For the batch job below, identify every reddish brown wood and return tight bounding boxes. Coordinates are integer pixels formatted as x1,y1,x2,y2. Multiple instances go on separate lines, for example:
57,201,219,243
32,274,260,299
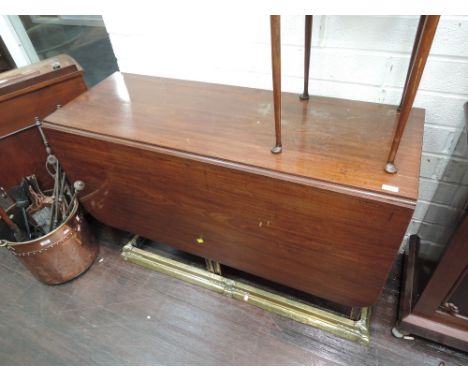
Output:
0,75,86,138
386,16,439,173
44,126,413,307
300,15,313,101
42,73,424,202
0,127,52,190
42,73,424,307
399,312,468,352
413,215,468,318
446,268,468,317
269,16,436,171
397,214,468,352
270,15,282,154
0,55,87,136
0,55,87,189
398,16,427,112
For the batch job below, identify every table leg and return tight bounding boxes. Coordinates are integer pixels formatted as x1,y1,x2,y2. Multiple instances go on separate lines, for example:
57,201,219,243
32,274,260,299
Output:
270,15,282,154
300,15,313,101
385,16,439,174
349,306,362,321
398,16,427,112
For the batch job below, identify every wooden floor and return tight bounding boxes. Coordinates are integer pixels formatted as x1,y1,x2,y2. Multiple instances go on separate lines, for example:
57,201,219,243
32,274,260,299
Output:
0,222,467,365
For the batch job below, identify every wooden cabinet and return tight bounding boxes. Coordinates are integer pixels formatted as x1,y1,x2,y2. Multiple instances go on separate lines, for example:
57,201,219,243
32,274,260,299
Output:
42,72,425,309
446,270,468,318
0,55,87,189
397,211,468,352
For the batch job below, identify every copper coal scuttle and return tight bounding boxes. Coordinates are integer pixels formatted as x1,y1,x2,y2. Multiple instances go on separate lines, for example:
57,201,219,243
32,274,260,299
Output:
0,124,98,284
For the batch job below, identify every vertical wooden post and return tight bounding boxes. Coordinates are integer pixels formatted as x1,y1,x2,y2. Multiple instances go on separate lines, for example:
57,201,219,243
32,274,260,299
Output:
270,15,282,154
385,16,439,174
349,307,362,321
398,16,427,112
300,15,313,101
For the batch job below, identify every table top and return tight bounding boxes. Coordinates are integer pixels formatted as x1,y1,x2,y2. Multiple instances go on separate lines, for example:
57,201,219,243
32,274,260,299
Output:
0,54,82,101
44,72,424,205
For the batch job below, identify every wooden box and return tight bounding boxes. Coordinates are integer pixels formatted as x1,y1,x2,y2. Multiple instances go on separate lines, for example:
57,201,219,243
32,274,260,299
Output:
0,55,87,189
43,72,424,308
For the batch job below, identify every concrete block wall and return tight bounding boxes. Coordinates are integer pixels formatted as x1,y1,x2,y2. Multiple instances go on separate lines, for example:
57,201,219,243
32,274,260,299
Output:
103,15,468,259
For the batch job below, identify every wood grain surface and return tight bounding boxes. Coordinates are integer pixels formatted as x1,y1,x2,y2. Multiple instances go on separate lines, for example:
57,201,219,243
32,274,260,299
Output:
0,55,86,189
0,54,86,136
43,126,414,306
42,73,424,307
387,16,439,167
44,72,424,202
0,126,53,190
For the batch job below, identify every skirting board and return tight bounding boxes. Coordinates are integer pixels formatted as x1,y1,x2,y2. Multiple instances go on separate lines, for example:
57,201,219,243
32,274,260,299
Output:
121,236,371,345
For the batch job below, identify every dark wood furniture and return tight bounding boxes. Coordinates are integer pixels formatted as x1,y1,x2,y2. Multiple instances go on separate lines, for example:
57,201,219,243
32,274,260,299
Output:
269,15,439,174
42,72,424,309
397,213,468,352
0,55,87,189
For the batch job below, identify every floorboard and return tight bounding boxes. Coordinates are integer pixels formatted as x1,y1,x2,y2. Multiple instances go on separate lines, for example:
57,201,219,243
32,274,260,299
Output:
0,221,467,365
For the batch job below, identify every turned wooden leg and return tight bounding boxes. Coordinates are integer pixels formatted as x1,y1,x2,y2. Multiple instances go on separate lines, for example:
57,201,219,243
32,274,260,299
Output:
385,16,439,174
270,15,282,154
300,15,313,101
398,16,427,112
